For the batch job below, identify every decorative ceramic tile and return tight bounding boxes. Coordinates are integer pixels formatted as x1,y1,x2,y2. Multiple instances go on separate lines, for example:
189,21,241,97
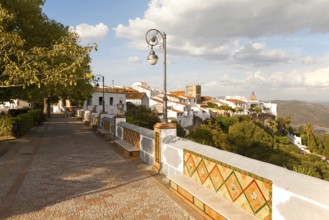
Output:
234,193,254,214
203,177,216,192
255,179,271,201
256,204,271,220
185,154,197,177
217,183,232,202
177,186,194,203
235,171,254,189
203,158,216,173
183,149,272,220
244,180,267,213
196,160,209,184
123,128,140,148
209,165,224,191
194,197,205,211
224,172,243,202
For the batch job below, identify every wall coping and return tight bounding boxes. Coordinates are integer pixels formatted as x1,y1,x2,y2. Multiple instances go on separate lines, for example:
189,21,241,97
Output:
163,135,329,208
117,121,154,139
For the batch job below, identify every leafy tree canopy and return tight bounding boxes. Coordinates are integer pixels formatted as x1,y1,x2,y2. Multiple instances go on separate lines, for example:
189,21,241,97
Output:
0,2,96,90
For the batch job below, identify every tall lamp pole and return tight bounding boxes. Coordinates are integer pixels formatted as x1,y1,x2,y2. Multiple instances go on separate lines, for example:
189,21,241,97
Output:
145,29,167,123
95,74,105,113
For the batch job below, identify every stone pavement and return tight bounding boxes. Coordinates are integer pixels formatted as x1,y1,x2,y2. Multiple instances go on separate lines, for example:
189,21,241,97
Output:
0,117,205,220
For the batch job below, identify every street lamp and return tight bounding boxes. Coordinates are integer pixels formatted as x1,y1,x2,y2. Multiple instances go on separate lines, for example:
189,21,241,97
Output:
95,74,105,113
145,29,167,123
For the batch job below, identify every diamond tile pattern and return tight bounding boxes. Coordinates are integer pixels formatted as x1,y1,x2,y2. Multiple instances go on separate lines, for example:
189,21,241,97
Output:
184,150,272,220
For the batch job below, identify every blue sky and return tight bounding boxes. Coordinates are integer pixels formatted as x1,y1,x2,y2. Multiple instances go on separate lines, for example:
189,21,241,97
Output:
42,0,329,102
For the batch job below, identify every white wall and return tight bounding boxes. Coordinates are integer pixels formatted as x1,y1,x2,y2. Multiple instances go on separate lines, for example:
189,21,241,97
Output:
84,91,126,115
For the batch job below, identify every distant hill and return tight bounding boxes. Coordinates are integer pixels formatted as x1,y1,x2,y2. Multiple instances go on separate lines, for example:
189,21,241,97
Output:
272,100,329,129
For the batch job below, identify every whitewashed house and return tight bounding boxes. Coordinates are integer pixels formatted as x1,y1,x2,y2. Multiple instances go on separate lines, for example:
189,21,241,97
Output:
126,92,149,107
83,87,126,115
131,82,159,98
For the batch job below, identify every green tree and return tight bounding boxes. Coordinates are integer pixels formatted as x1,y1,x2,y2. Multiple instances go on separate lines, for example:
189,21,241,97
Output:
188,125,214,146
125,102,161,129
305,124,313,147
228,121,274,155
0,2,95,113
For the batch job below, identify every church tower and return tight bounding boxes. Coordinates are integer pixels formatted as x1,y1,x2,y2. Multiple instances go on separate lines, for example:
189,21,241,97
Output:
250,91,257,101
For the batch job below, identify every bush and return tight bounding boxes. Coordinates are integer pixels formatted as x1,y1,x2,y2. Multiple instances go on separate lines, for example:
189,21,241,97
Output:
7,107,30,117
0,116,14,137
0,109,44,138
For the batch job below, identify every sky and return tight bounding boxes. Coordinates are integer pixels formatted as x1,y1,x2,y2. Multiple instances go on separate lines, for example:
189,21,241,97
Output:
42,0,329,102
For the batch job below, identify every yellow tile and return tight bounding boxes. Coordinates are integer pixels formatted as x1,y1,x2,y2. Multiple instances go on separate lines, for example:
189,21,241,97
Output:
170,181,178,191
255,204,270,220
191,170,202,184
191,154,202,167
218,164,233,180
193,197,205,211
209,165,224,191
256,179,272,201
235,171,254,189
203,158,216,173
184,151,191,163
234,193,254,214
203,177,216,192
217,184,232,202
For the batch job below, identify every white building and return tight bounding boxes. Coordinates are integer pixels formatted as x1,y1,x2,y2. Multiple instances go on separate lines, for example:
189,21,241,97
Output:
126,92,149,107
0,99,31,114
84,87,126,115
131,82,159,98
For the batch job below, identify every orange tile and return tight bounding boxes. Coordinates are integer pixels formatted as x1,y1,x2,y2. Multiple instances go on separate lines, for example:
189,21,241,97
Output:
209,165,224,192
196,161,209,184
177,186,194,203
205,205,227,220
244,181,267,213
235,171,254,189
224,172,243,202
256,179,272,201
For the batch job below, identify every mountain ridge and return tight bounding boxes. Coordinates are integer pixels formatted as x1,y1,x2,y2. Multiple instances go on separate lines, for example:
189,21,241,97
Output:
272,100,329,129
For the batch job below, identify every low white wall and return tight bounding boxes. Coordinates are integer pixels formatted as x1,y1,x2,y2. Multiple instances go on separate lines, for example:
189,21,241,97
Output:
111,122,329,219
117,122,155,165
161,136,329,220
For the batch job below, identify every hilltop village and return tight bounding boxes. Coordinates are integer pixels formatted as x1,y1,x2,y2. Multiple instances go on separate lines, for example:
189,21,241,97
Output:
79,81,278,130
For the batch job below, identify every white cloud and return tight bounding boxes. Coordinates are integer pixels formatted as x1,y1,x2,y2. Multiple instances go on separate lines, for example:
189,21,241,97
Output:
304,67,329,87
128,56,142,63
114,0,328,65
201,67,329,100
70,23,109,42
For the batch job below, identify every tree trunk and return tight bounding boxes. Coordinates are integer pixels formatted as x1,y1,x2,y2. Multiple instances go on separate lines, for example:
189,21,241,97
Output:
43,97,51,118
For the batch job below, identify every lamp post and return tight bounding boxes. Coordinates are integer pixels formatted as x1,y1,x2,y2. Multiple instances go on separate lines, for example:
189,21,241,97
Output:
145,29,167,123
95,74,105,113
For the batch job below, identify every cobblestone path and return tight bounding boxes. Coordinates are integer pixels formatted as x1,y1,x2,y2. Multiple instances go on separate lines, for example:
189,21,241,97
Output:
0,117,203,220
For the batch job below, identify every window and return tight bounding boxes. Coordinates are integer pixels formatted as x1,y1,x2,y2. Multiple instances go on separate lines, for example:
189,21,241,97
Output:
109,97,114,105
87,99,92,106
99,97,103,105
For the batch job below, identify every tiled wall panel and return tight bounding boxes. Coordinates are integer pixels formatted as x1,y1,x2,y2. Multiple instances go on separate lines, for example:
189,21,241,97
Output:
184,149,272,220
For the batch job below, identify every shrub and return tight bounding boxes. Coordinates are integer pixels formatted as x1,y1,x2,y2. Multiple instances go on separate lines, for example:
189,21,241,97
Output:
0,116,14,137
7,107,30,117
0,109,44,138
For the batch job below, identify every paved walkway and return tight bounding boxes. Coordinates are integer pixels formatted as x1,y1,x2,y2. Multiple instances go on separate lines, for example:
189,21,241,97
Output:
0,117,204,220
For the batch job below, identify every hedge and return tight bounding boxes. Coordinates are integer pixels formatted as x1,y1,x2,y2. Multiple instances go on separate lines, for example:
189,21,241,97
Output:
0,109,45,138
0,116,13,137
